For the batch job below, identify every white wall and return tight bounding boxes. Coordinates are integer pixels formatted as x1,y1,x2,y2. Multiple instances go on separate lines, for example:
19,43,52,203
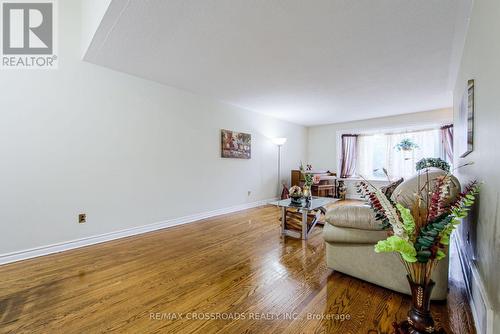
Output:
0,0,307,256
453,0,500,332
81,0,112,54
307,108,452,172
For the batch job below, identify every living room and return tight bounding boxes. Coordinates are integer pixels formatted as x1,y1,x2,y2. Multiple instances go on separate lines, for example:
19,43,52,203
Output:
0,0,499,333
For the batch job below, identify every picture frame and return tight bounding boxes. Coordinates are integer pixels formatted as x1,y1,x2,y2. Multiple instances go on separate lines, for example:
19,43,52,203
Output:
220,129,251,159
458,79,475,158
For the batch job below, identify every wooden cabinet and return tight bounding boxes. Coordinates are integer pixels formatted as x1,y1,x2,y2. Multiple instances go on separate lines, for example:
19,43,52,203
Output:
291,170,302,187
290,170,337,197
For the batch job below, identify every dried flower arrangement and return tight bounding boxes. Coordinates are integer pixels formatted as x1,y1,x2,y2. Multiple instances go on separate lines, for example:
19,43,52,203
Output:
357,169,480,333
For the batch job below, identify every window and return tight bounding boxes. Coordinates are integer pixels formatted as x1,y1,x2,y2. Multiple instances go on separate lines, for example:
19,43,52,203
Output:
354,128,444,180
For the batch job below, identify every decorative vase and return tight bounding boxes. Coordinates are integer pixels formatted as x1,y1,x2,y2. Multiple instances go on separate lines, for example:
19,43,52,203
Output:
337,180,346,200
303,186,311,202
290,196,302,205
393,276,446,334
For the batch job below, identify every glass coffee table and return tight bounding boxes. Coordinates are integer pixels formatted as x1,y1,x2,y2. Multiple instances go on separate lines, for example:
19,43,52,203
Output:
270,197,337,240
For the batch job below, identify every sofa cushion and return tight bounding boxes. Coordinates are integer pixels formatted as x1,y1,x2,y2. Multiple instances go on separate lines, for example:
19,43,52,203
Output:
323,223,388,244
324,242,449,300
391,167,460,208
325,204,383,231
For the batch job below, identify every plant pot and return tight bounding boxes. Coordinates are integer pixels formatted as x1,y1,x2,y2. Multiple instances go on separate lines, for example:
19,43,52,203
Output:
393,276,445,334
290,196,303,205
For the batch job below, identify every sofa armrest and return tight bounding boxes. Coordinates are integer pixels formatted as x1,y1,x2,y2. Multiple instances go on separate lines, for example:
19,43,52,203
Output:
325,204,383,231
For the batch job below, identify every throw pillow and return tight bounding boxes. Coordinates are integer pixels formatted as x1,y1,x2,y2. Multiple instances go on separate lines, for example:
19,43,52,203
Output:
380,178,404,199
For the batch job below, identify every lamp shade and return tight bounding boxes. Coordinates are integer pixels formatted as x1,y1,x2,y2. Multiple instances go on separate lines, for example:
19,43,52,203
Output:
272,137,287,146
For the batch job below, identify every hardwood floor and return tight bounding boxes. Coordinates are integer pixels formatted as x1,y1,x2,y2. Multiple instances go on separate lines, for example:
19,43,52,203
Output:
0,203,475,333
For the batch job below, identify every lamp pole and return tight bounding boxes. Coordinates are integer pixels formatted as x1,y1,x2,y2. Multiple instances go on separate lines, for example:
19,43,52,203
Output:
272,138,287,198
277,144,282,197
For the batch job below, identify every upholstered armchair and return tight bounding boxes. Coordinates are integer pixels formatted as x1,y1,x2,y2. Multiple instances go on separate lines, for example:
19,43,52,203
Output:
323,168,460,300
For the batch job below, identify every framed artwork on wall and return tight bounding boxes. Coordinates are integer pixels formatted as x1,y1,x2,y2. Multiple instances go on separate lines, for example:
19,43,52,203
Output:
458,79,475,158
221,129,251,159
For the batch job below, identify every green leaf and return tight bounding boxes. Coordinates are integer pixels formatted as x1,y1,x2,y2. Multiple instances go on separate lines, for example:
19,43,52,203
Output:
424,230,438,236
417,250,432,263
375,236,417,262
396,203,415,235
436,250,446,260
439,225,455,246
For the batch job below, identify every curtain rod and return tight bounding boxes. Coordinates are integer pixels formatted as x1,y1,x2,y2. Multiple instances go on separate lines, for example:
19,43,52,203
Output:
357,124,452,137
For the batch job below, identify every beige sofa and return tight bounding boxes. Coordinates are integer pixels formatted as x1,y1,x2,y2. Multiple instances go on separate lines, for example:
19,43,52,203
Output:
323,168,460,300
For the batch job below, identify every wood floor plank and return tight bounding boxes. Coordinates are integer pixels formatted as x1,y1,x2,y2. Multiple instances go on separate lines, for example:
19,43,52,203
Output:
0,202,475,333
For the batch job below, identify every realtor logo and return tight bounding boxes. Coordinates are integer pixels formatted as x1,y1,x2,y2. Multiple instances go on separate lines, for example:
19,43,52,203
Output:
1,0,57,68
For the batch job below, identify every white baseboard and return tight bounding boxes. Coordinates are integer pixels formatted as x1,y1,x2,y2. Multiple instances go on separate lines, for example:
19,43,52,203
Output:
0,198,277,266
454,237,494,334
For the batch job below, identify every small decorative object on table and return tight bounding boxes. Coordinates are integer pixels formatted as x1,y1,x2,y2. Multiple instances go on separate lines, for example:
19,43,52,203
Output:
302,185,311,202
281,183,290,200
416,158,450,173
289,185,303,205
357,170,480,334
337,180,347,200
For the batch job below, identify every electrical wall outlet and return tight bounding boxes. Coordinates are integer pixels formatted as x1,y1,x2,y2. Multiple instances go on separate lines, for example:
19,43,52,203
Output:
78,213,86,224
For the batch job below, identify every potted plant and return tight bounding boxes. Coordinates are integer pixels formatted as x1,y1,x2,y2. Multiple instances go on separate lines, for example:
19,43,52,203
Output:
416,158,450,173
299,162,320,201
357,171,480,334
395,138,419,151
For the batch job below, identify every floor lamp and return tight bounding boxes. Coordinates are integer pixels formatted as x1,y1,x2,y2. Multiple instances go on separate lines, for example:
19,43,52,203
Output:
272,138,287,197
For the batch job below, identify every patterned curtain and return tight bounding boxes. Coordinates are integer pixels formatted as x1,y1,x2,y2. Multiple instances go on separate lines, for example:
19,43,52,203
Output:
340,134,358,178
441,124,453,163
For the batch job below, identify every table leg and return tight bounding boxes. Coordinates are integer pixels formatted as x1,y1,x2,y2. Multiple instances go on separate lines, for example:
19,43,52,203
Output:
302,210,308,239
281,206,286,235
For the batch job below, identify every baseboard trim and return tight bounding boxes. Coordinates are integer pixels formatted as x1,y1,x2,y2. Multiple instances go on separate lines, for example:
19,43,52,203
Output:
454,236,494,334
0,198,277,266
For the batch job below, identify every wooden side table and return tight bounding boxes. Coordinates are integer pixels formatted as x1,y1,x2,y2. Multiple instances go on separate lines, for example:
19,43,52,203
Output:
270,197,337,240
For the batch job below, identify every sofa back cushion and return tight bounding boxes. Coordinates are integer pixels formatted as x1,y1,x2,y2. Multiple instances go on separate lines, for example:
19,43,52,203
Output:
390,167,460,208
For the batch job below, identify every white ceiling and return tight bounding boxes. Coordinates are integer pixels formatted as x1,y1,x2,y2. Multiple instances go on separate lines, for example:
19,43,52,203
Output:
85,0,471,126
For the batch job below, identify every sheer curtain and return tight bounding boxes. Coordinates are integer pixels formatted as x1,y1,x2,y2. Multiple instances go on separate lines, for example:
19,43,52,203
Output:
356,129,442,180
357,135,384,178
386,129,441,179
